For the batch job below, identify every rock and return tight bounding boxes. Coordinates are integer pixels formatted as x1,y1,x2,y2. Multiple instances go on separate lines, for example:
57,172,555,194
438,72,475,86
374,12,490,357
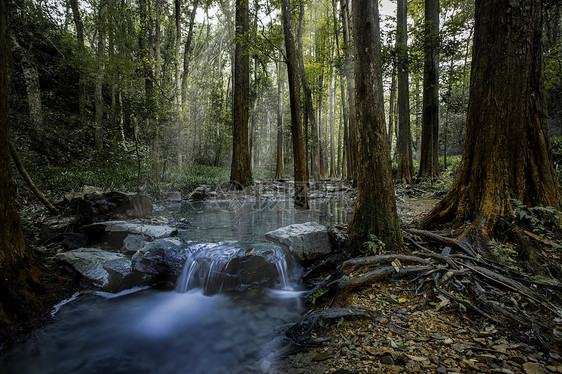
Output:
165,191,182,202
83,221,178,249
177,243,293,293
132,238,188,276
436,366,447,374
76,191,153,224
327,226,349,249
40,216,76,242
64,186,104,205
264,222,332,261
381,354,395,365
56,248,143,291
122,234,148,254
522,362,548,374
62,233,88,251
189,185,211,201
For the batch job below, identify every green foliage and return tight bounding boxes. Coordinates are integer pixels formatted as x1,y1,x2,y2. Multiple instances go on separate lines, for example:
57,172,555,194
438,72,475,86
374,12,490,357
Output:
511,199,562,239
487,239,519,267
361,234,386,256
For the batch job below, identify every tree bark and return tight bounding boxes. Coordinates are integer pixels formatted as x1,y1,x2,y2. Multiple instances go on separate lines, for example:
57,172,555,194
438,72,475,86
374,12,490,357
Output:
297,1,319,182
174,0,182,166
331,0,347,178
181,0,199,109
95,0,106,151
348,0,402,250
230,0,252,188
281,0,309,208
396,0,414,183
388,67,396,154
421,0,561,239
0,0,45,340
418,0,440,178
275,56,284,180
69,0,86,117
341,0,355,183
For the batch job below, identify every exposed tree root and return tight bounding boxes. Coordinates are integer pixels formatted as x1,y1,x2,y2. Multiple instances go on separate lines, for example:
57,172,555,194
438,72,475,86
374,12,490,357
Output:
295,229,562,353
285,307,381,346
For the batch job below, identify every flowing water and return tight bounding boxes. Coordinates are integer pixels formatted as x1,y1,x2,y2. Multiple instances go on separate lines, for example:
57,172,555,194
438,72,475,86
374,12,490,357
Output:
1,198,353,374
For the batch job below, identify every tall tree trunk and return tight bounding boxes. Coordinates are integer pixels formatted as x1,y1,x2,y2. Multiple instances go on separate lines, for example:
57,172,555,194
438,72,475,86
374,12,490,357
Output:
69,0,86,117
396,0,414,183
94,0,106,151
181,1,199,111
388,67,396,154
414,77,421,160
275,57,284,179
418,0,440,178
422,0,561,243
348,0,402,250
341,0,356,184
331,0,347,179
281,0,308,208
297,1,319,181
230,0,252,187
0,0,45,340
174,0,183,167
151,1,162,183
10,37,43,133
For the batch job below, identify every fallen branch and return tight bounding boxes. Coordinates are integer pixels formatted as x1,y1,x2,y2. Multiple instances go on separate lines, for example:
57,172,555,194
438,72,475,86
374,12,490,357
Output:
405,228,476,256
9,140,61,216
334,265,432,306
285,307,381,346
340,254,431,275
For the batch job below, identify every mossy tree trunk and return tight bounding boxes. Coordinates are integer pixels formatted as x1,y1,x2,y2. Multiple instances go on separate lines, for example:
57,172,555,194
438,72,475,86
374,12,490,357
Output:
230,0,252,188
281,0,308,209
0,0,44,339
421,0,561,240
348,0,403,251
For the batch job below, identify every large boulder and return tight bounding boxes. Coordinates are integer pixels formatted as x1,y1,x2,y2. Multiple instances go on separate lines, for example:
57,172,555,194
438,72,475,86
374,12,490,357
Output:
132,238,189,276
189,185,211,201
76,191,153,224
264,222,332,261
56,248,148,291
82,221,178,250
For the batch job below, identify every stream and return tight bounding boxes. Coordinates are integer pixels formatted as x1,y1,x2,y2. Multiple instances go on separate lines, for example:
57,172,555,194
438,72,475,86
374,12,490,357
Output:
2,198,353,374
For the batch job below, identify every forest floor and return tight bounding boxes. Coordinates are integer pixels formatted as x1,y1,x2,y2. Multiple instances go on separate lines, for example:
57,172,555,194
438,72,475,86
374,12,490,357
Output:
276,186,562,374
7,181,562,373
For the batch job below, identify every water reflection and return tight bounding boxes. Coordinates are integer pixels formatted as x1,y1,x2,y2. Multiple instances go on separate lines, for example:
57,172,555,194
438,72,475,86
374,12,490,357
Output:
177,199,354,243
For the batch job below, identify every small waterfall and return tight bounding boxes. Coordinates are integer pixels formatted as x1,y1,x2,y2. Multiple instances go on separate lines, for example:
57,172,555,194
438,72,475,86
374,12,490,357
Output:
176,243,298,295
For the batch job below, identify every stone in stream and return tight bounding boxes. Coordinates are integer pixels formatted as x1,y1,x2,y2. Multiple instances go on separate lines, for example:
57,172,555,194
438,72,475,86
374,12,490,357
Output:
56,248,148,291
132,237,189,276
189,185,211,201
176,243,296,294
264,222,332,261
82,220,178,250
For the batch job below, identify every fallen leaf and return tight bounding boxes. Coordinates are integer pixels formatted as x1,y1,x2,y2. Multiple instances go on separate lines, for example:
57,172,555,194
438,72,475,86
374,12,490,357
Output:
312,352,332,361
244,247,255,256
406,354,428,362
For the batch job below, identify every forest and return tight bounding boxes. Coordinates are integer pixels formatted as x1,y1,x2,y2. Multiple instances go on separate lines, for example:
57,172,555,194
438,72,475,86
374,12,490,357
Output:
1,0,562,372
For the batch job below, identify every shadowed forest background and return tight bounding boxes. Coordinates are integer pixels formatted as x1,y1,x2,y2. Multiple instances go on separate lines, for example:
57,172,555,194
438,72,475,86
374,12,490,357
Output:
5,0,560,196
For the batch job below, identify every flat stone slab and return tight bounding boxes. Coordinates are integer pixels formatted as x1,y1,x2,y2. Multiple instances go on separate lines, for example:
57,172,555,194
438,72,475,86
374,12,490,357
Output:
264,222,332,261
56,248,136,291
